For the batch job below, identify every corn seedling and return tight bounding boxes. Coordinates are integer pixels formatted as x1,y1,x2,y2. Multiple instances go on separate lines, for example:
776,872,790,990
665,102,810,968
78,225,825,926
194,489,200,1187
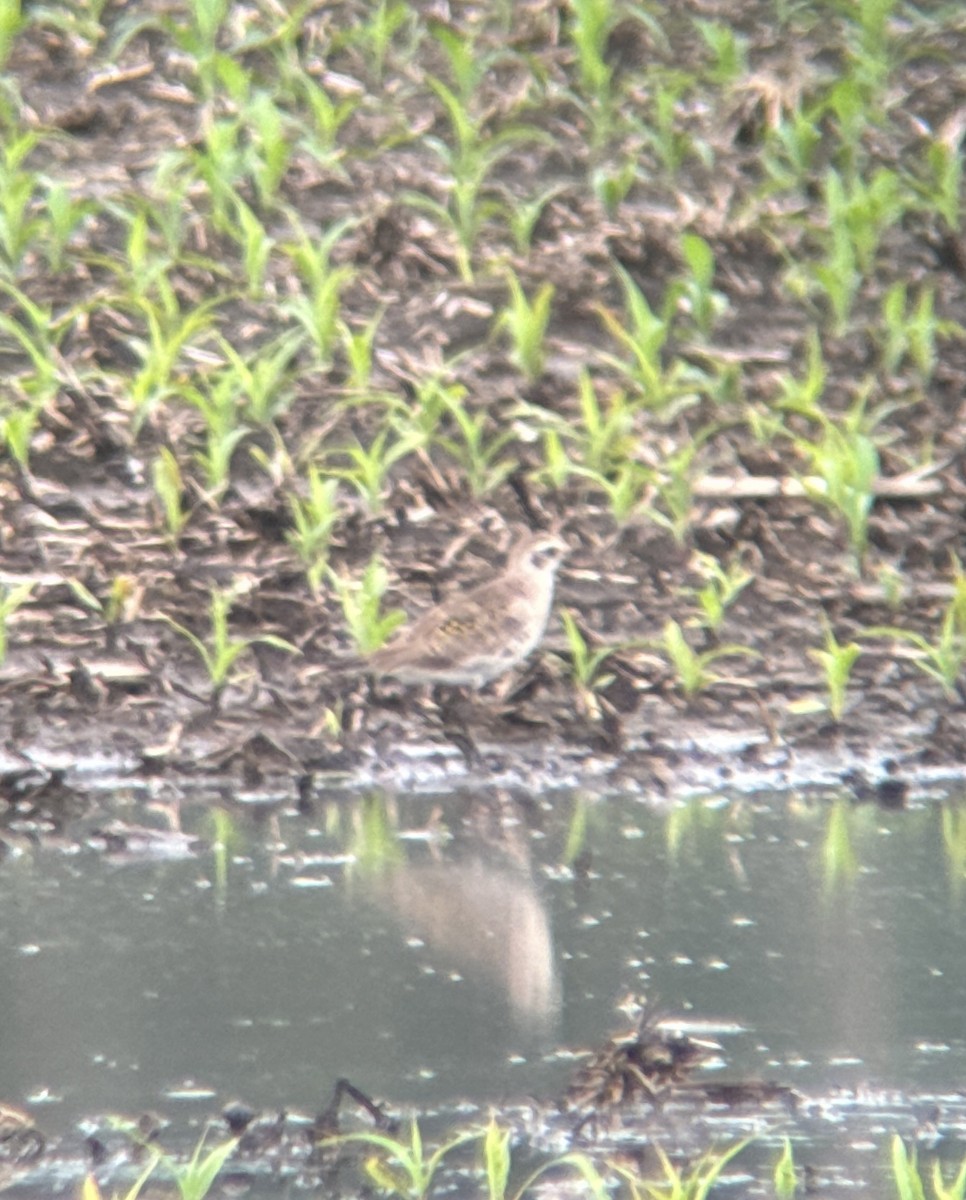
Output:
282,221,357,368
559,609,619,691
127,292,221,431
497,270,554,382
296,73,358,166
339,308,384,393
81,1150,161,1200
67,575,140,639
647,443,698,544
41,179,95,272
245,90,291,208
320,1117,480,1199
646,71,704,175
343,0,411,86
684,552,753,633
161,586,297,700
573,460,653,524
229,193,274,296
567,0,619,146
0,0,23,71
332,555,405,654
327,428,419,512
794,392,881,569
435,392,517,496
572,369,635,474
879,282,951,382
596,264,705,415
287,468,341,594
916,133,962,233
591,153,638,217
216,329,301,425
501,183,566,254
660,619,757,697
0,129,41,275
0,580,32,664
678,232,726,338
152,447,190,543
864,559,966,700
696,18,747,85
797,619,862,721
184,375,249,497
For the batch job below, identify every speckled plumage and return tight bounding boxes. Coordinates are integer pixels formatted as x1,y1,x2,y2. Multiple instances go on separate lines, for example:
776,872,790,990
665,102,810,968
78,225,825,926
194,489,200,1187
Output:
368,532,568,688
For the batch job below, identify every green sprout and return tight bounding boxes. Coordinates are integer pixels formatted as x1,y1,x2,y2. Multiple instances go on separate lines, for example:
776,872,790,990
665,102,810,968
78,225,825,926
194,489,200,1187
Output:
659,619,757,697
161,585,297,701
287,468,341,594
497,270,554,383
0,579,32,665
797,619,862,721
332,555,405,654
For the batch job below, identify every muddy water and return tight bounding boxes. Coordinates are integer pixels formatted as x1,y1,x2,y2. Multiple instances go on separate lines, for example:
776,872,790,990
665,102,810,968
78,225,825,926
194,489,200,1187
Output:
2,780,966,1170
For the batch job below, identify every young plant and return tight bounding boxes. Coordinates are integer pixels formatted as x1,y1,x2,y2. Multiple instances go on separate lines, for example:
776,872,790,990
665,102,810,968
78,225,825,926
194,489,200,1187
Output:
152,447,190,543
155,1127,240,1200
496,270,554,382
327,428,419,512
287,468,341,594
0,580,32,665
332,555,405,654
320,1118,480,1200
184,374,249,497
864,560,966,700
678,232,726,338
891,1134,966,1200
879,282,951,382
684,551,753,633
434,392,517,496
0,130,41,275
596,264,706,415
795,619,862,721
659,619,757,697
215,329,301,425
339,307,384,393
559,609,619,716
614,1138,751,1200
161,585,298,701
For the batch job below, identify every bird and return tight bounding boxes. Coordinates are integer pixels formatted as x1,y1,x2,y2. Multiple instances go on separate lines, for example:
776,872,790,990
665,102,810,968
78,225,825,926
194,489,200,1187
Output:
368,530,569,690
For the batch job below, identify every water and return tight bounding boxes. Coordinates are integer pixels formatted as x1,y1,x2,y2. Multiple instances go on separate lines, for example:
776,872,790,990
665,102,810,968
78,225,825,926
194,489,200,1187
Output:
2,780,966,1190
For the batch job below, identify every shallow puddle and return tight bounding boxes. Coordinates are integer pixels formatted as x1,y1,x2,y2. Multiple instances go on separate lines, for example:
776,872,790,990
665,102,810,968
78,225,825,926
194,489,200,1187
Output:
2,775,966,1193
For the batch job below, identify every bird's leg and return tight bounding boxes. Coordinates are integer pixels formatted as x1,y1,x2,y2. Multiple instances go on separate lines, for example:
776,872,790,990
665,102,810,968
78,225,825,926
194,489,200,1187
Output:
432,685,483,768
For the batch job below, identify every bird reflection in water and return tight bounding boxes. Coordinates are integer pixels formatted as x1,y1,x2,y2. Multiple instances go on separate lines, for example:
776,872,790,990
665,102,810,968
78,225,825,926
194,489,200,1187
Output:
375,858,559,1032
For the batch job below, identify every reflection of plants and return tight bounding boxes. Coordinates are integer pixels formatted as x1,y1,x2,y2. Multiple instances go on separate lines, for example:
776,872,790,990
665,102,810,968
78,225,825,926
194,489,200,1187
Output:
615,1138,751,1200
941,805,966,894
347,794,405,876
333,556,405,654
821,800,858,891
773,1137,797,1200
890,1133,966,1200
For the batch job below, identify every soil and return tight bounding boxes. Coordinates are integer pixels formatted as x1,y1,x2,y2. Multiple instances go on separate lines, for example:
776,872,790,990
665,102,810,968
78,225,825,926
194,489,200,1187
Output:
1,1,966,1182
3,2,966,817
